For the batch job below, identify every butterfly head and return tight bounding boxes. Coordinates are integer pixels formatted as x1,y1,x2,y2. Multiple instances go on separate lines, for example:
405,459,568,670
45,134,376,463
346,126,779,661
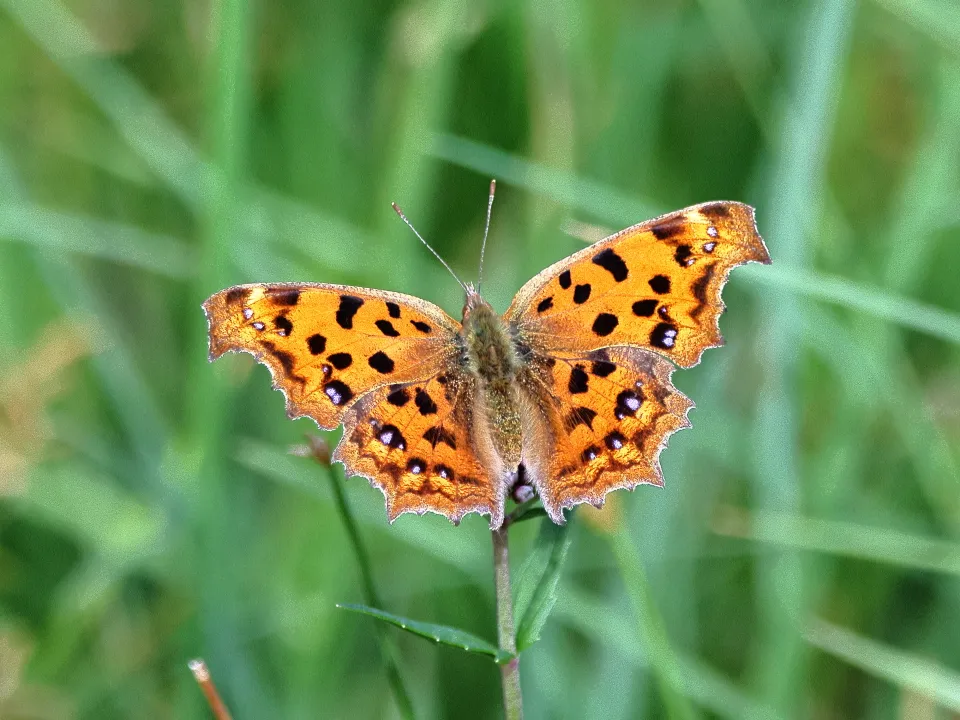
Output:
460,282,489,321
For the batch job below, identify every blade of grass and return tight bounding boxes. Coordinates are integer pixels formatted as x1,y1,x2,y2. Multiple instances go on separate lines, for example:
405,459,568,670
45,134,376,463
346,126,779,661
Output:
338,604,513,664
748,0,856,711
0,201,196,278
431,133,659,224
805,618,960,711
1,0,203,204
184,0,268,714
609,527,698,720
743,264,960,346
869,0,960,56
713,507,960,577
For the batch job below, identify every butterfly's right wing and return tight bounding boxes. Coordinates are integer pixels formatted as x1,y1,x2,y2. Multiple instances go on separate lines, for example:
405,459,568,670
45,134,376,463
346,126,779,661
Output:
506,202,769,368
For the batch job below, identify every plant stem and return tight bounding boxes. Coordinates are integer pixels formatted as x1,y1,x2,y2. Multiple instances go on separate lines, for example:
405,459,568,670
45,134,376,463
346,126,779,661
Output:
492,525,523,720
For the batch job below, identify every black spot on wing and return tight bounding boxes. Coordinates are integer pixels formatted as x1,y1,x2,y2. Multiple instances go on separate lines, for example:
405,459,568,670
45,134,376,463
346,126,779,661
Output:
651,217,685,240
368,351,395,374
674,244,693,267
700,202,730,218
377,424,407,450
407,458,427,475
270,288,300,306
568,365,589,394
614,390,641,419
537,296,554,313
423,425,457,449
225,287,250,304
565,406,598,431
591,359,616,377
650,322,678,349
386,386,410,406
274,315,293,336
411,320,432,333
558,270,572,289
573,284,591,304
649,275,671,294
336,295,364,329
592,313,618,337
385,301,401,318
632,299,658,317
414,388,438,415
375,319,400,337
407,457,427,474
581,445,601,462
328,352,352,370
592,248,628,282
604,431,626,450
324,380,354,406
307,334,326,355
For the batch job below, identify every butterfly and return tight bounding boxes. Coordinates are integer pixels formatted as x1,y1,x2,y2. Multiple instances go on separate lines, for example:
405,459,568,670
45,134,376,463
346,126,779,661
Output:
203,184,770,528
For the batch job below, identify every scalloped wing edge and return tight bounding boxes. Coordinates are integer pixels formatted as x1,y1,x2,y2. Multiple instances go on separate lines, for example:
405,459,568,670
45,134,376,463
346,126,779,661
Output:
536,353,696,524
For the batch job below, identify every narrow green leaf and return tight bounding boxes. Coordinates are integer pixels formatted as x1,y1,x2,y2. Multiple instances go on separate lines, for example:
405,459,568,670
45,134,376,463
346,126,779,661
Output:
337,604,513,664
515,520,572,652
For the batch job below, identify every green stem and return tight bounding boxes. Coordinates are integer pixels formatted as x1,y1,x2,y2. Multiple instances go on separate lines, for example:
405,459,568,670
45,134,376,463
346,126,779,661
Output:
326,468,416,720
492,525,523,720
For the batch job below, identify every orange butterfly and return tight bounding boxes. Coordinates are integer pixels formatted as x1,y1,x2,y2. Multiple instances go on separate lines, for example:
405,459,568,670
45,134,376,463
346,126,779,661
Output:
204,183,769,528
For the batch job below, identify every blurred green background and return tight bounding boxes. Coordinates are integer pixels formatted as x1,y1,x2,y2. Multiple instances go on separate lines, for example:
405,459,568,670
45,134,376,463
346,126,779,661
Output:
1,0,960,717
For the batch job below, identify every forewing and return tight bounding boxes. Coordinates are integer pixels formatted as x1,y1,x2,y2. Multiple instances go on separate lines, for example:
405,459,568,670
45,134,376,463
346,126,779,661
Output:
203,283,459,429
518,347,694,523
506,201,770,368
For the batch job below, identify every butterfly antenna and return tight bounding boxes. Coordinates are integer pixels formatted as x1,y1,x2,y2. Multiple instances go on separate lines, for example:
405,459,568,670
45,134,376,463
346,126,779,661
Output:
477,179,496,292
391,202,469,294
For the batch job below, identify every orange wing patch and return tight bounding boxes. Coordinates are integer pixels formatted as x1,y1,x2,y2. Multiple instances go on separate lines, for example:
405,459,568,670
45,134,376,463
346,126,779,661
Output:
507,201,770,368
203,283,459,429
519,347,693,522
334,372,504,527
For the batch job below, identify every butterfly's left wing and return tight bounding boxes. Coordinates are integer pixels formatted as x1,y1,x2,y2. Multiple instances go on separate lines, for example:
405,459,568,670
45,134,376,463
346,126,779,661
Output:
204,283,503,526
507,202,769,521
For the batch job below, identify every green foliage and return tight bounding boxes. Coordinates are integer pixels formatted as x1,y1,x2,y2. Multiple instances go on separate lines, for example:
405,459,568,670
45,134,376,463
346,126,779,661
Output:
1,0,959,717
514,520,571,652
